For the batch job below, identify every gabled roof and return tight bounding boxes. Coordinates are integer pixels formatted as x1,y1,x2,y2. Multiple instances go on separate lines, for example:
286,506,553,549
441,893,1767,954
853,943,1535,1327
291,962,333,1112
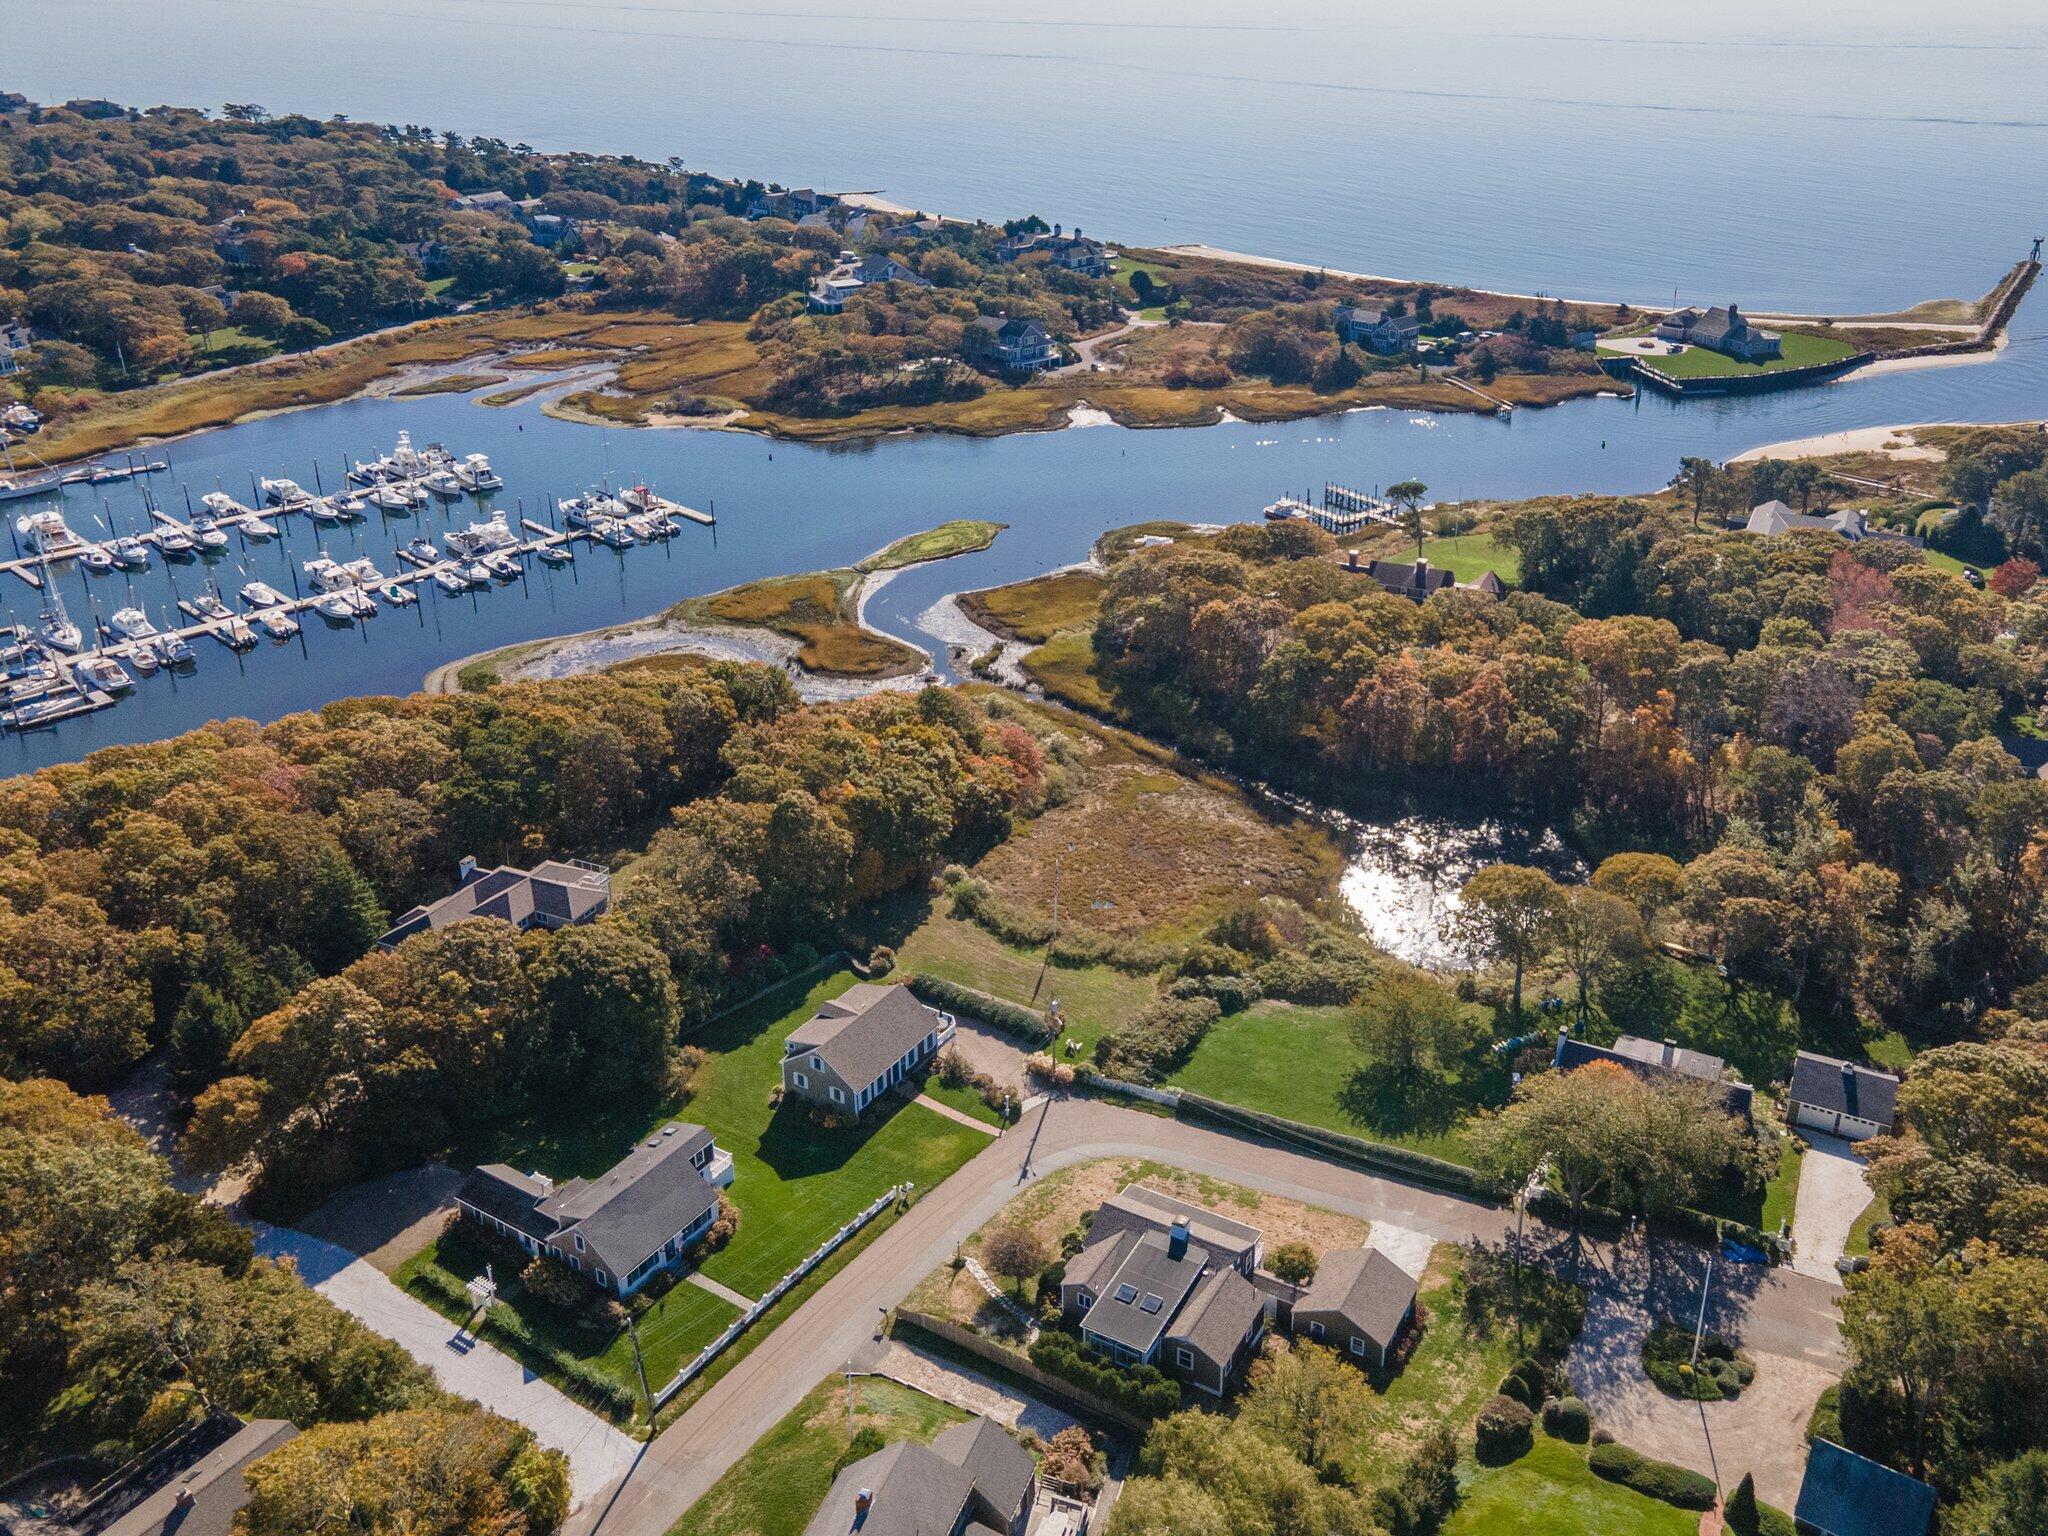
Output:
786,984,942,1093
930,1417,1035,1523
1365,558,1456,597
535,1123,718,1278
1169,1264,1265,1365
457,1164,564,1242
1555,1034,1754,1117
379,860,609,947
1296,1247,1417,1349
1789,1052,1901,1128
1064,1230,1140,1297
1081,1230,1209,1355
1795,1440,1935,1536
803,1441,974,1536
1607,1034,1727,1083
99,1420,299,1536
1089,1184,1261,1263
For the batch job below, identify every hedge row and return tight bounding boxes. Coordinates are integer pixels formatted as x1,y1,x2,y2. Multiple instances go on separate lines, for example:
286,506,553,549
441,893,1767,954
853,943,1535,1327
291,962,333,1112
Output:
1587,1443,1717,1510
1529,1191,1787,1264
1028,1334,1180,1421
906,974,1055,1044
1173,1092,1492,1199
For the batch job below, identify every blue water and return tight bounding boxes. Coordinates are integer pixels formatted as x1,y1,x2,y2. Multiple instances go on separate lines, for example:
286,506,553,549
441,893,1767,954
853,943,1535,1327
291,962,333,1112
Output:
4,1,2046,771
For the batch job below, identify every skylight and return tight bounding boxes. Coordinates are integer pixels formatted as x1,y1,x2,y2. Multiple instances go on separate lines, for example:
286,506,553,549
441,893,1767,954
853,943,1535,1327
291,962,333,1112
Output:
1140,1293,1164,1314
1114,1283,1139,1304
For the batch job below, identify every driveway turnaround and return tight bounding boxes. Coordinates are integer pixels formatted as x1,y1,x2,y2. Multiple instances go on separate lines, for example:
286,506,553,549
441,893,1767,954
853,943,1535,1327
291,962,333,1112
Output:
255,1225,641,1511
1788,1132,1874,1283
568,1094,1847,1536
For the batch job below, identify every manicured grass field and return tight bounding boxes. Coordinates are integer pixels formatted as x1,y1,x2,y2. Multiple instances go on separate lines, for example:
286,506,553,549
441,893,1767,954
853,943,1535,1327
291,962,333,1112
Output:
189,324,279,364
958,570,1106,643
1418,529,1521,585
1443,1436,1698,1536
1844,1188,1890,1258
1164,1001,1493,1166
858,519,1005,572
1759,1133,1803,1237
671,1375,968,1536
918,1075,1007,1128
1648,331,1861,379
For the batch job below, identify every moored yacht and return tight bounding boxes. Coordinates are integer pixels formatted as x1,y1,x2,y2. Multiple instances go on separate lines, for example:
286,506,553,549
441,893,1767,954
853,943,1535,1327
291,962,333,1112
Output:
260,477,310,507
108,606,158,641
239,580,290,608
453,452,503,492
15,507,85,557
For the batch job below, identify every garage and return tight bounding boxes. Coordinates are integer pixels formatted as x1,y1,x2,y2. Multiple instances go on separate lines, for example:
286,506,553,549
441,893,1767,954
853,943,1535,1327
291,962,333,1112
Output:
1787,1052,1899,1143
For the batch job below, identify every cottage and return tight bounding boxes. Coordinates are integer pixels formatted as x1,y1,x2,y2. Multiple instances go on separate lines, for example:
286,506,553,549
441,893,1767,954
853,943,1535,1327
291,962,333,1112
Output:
449,189,519,217
1354,555,1457,601
99,1419,298,1536
780,983,955,1118
853,253,932,288
1062,1216,1268,1395
1654,303,1782,362
1288,1248,1418,1369
1744,500,1924,548
397,240,449,275
997,224,1112,277
1794,1440,1936,1536
377,856,609,949
1554,1033,1755,1119
748,187,836,222
456,1122,733,1297
965,315,1055,373
803,1415,1036,1536
1333,304,1422,355
1083,1183,1264,1274
1786,1052,1900,1141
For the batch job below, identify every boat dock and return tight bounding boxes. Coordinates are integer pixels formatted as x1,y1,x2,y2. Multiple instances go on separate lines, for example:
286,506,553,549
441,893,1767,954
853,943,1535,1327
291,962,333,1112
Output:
1263,482,1398,534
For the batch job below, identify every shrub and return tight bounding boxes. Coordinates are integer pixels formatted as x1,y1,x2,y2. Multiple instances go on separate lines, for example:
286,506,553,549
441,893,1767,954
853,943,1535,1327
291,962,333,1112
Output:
1269,1242,1317,1286
1166,972,1263,1012
1028,1333,1180,1420
1587,1443,1716,1509
690,1194,740,1258
1643,1321,1755,1401
1497,1357,1550,1409
1541,1395,1591,1442
907,974,1052,1043
1038,1425,1102,1493
833,1426,885,1477
667,1043,708,1103
1094,996,1220,1081
520,1256,588,1311
1370,1424,1460,1536
1806,1383,1841,1445
1473,1394,1533,1464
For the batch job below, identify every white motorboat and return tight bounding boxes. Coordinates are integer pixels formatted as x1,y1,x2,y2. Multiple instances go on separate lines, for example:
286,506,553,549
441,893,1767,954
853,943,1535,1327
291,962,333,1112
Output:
210,615,258,651
128,644,160,676
459,560,491,587
327,491,368,520
537,544,574,566
153,633,196,668
187,513,230,553
314,591,359,622
239,580,289,608
2,661,66,703
16,507,84,556
105,536,151,568
453,453,502,492
201,491,250,519
79,545,115,573
184,589,234,623
481,551,523,581
367,482,418,513
562,492,629,530
593,520,636,550
74,654,134,694
378,581,418,608
420,468,464,499
260,477,310,506
304,555,353,592
108,606,158,641
239,513,278,541
432,567,471,596
445,514,517,557
254,608,300,640
400,536,440,565
1,401,43,435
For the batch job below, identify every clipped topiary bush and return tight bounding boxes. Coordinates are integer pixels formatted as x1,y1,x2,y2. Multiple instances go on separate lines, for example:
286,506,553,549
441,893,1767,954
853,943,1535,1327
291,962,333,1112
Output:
1541,1394,1591,1442
1643,1320,1756,1402
1588,1443,1716,1509
1498,1356,1551,1409
1474,1393,1534,1464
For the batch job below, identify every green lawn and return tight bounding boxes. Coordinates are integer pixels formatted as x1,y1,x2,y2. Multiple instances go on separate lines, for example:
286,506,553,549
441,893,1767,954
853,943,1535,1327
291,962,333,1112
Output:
1648,331,1862,379
1444,1436,1699,1536
919,1076,1007,1128
672,1375,969,1536
1165,1001,1495,1165
1845,1188,1890,1258
1419,529,1521,585
1760,1132,1802,1237
1920,547,1972,577
1020,629,1114,713
395,1223,741,1412
189,324,278,365
424,275,458,297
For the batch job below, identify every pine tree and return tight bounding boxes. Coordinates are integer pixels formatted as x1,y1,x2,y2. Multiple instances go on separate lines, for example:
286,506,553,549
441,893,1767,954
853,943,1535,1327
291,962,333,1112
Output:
1726,1471,1760,1536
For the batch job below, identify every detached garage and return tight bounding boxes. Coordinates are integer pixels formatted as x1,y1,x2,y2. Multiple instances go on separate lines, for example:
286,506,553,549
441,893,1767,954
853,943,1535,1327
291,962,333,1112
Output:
1787,1051,1900,1142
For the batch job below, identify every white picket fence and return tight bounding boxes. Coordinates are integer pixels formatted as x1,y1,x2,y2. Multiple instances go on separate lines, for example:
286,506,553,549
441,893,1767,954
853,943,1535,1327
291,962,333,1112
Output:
652,1183,906,1408
1079,1070,1181,1109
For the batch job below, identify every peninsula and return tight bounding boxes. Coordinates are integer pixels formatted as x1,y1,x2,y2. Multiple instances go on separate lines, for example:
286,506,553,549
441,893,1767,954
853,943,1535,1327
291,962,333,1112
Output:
2,94,2032,467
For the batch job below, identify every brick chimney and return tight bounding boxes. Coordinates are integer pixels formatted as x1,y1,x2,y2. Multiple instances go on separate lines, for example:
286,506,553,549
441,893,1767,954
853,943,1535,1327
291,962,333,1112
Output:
1662,1038,1679,1066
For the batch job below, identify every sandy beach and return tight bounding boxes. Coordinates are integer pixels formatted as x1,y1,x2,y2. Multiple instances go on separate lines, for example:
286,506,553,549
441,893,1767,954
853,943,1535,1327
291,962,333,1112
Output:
1730,424,1952,464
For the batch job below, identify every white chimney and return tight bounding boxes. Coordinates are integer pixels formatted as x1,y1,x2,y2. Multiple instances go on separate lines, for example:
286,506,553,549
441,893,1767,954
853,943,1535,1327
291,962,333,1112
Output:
458,854,478,883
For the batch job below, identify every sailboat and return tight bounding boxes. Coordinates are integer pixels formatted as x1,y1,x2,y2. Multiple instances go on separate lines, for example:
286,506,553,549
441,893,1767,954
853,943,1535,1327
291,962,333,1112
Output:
36,554,81,652
0,443,63,503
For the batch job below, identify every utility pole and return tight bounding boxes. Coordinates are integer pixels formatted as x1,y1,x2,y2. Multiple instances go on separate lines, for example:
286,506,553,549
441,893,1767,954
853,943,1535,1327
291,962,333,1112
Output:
1687,1247,1724,1504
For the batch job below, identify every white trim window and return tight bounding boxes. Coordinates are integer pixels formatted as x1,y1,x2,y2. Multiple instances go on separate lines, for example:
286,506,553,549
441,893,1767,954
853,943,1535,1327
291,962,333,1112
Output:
1174,1346,1195,1370
793,1071,809,1089
1308,1320,1324,1340
1349,1336,1367,1358
595,1269,608,1287
829,1085,844,1104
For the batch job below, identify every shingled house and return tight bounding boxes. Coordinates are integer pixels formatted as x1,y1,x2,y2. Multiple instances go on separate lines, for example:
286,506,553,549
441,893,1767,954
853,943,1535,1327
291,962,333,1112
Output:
1786,1051,1901,1141
456,1122,733,1297
1333,304,1422,355
376,856,609,949
803,1415,1037,1536
780,983,955,1119
1654,303,1782,361
1060,1186,1269,1395
1288,1247,1418,1369
98,1419,299,1536
1554,1033,1755,1120
965,315,1055,372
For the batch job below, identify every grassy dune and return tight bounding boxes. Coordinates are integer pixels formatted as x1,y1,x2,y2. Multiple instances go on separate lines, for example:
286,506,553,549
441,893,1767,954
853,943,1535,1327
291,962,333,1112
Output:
858,520,1005,572
958,570,1106,643
671,569,924,677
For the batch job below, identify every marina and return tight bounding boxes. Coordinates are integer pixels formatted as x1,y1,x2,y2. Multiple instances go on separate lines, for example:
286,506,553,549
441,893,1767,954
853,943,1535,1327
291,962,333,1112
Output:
0,424,716,736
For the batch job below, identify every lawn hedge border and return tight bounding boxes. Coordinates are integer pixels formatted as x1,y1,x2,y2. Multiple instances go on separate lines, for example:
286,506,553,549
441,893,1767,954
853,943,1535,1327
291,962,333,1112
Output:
1587,1442,1717,1510
907,974,1056,1045
1171,1091,1491,1198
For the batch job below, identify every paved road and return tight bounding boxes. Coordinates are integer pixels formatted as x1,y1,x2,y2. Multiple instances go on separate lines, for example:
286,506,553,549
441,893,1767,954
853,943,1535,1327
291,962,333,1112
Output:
569,1094,1846,1536
256,1224,642,1511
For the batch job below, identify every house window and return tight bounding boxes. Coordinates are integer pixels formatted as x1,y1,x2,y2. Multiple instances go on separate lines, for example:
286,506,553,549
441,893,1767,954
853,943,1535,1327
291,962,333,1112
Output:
830,1086,844,1104
793,1071,809,1089
568,1256,580,1273
1174,1347,1195,1370
1350,1337,1367,1357
812,1055,823,1071
1308,1321,1324,1340
574,1235,584,1252
595,1270,608,1287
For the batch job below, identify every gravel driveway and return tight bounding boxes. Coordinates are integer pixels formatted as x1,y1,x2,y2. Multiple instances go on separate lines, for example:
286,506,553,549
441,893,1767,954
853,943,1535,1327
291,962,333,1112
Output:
1789,1133,1873,1283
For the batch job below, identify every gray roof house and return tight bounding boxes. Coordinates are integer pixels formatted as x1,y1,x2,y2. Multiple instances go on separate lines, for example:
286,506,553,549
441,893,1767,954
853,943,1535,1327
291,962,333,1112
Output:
99,1419,298,1536
781,983,956,1119
455,1122,733,1297
1787,1051,1901,1142
1654,303,1782,361
854,254,933,288
377,856,609,949
1333,304,1422,355
1289,1248,1418,1370
1793,1440,1936,1536
803,1415,1036,1536
1745,500,1924,548
1061,1216,1268,1396
965,315,1055,373
1554,1033,1755,1119
1084,1183,1263,1275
